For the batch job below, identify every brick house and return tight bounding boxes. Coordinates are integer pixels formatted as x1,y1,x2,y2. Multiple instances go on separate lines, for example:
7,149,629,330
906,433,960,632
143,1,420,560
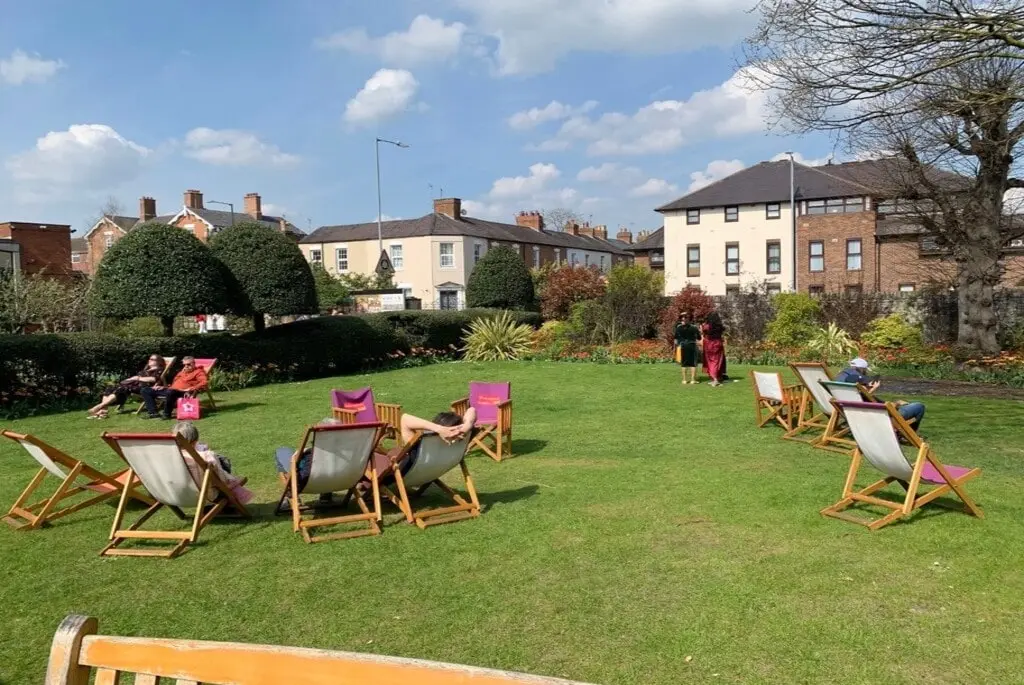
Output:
0,221,74,278
299,198,633,309
626,228,664,270
77,190,304,276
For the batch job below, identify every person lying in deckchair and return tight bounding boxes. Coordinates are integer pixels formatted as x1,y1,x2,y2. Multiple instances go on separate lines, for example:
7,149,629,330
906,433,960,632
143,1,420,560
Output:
836,357,926,434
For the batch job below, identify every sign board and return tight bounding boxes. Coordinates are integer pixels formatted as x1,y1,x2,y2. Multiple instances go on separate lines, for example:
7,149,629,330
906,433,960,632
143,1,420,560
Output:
374,250,394,278
350,289,406,314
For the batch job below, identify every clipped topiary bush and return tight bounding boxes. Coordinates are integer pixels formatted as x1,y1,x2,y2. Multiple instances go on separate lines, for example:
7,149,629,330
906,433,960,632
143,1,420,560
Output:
765,293,822,347
89,222,232,336
209,221,318,331
466,245,536,310
861,313,924,349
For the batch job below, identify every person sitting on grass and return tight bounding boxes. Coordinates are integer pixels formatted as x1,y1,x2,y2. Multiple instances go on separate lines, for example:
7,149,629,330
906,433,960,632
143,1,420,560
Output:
87,354,165,419
171,421,253,505
141,356,207,420
836,357,926,434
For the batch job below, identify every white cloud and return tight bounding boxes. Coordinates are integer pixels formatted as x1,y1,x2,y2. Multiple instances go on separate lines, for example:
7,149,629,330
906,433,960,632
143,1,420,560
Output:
454,0,755,75
464,162,580,220
0,50,65,85
183,128,300,167
489,162,561,199
344,69,420,126
5,124,150,201
770,151,832,167
629,178,679,198
536,68,769,156
508,100,598,131
316,15,466,67
262,203,288,217
577,162,642,183
688,159,746,192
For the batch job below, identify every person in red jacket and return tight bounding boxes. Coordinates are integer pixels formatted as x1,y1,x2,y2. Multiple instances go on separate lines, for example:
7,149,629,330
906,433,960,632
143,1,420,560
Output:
140,356,208,420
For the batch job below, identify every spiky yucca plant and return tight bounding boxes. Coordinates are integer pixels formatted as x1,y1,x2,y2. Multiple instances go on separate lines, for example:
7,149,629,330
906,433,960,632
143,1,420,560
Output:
461,311,535,361
807,322,858,363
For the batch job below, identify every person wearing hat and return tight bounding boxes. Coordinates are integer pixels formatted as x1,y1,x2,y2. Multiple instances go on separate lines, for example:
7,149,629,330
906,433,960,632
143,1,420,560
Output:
836,358,926,432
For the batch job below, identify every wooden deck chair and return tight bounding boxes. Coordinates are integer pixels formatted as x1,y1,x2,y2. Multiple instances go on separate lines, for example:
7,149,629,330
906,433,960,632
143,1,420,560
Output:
331,387,402,443
100,432,251,558
820,401,983,530
1,431,152,530
194,358,219,410
133,356,176,415
278,422,386,543
817,380,880,454
46,614,598,685
750,370,801,430
783,362,845,451
451,381,512,462
384,431,480,529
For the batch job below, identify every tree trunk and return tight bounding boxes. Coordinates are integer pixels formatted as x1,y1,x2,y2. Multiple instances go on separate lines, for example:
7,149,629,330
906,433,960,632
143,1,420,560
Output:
252,313,266,333
160,316,174,337
956,253,1001,355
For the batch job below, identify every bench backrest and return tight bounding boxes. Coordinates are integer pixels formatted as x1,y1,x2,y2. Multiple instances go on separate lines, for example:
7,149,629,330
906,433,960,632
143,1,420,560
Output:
47,615,597,685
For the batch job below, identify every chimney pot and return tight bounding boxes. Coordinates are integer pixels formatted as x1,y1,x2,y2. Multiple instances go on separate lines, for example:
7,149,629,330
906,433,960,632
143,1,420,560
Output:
184,189,204,210
616,228,633,244
434,197,462,219
244,192,262,221
515,210,545,231
139,196,157,223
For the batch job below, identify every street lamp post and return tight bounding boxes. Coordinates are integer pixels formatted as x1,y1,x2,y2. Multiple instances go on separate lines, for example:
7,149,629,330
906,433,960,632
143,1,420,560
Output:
785,152,796,292
208,200,235,227
376,137,409,254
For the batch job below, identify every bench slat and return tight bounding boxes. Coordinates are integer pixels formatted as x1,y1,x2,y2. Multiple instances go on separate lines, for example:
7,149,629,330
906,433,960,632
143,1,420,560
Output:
95,669,121,685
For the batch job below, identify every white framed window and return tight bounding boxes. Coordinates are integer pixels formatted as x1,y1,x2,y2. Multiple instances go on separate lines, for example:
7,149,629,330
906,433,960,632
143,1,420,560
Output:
725,243,740,276
439,242,455,269
335,247,348,272
310,249,322,264
686,209,700,225
389,243,403,270
599,255,606,271
766,203,781,220
104,233,114,249
725,206,739,222
474,242,483,265
809,241,824,272
554,248,561,265
846,239,862,271
899,283,916,293
71,253,82,264
532,245,540,268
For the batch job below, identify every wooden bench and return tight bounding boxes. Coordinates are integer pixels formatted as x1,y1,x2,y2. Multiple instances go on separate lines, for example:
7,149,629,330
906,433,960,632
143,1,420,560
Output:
46,615,596,684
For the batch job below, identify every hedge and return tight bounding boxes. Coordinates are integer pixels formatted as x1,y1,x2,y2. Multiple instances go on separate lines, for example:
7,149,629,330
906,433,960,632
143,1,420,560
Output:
0,309,541,413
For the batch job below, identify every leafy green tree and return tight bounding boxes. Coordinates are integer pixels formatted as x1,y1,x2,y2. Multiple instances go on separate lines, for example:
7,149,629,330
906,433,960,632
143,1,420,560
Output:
209,221,317,332
466,245,535,310
604,264,664,341
765,293,823,348
311,264,351,312
89,222,231,336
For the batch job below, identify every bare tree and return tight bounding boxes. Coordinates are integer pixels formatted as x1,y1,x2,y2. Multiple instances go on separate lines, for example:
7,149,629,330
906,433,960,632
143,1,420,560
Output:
744,0,1024,353
542,208,585,232
84,195,125,230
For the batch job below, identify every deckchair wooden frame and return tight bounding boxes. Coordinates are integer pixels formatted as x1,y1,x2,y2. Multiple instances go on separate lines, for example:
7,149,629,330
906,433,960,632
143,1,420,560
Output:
451,394,513,462
817,380,880,454
100,432,251,558
331,392,403,444
820,402,983,530
194,358,219,410
783,362,855,453
46,614,597,685
133,356,176,415
1,431,152,530
749,370,801,431
279,423,386,543
384,431,481,530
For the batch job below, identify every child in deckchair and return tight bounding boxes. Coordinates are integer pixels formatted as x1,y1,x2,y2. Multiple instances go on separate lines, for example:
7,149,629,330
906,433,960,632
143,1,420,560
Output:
171,422,253,505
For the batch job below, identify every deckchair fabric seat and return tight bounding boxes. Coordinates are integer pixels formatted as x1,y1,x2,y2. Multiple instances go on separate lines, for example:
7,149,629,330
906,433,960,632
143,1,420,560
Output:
750,371,800,431
330,387,402,443
452,381,513,462
383,432,480,530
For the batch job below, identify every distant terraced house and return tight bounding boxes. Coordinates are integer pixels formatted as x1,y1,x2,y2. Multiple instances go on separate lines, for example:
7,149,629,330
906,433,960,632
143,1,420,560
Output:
300,198,634,310
78,190,304,276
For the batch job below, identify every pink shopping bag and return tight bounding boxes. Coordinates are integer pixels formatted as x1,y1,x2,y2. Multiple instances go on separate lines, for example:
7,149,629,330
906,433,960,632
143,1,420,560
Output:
177,396,201,420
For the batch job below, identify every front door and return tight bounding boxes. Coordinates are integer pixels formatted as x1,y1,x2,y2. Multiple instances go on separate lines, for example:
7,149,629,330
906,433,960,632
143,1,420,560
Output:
439,290,459,310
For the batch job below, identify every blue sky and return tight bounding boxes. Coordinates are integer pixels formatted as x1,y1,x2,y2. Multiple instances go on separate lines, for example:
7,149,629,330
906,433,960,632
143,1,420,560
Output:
0,0,835,236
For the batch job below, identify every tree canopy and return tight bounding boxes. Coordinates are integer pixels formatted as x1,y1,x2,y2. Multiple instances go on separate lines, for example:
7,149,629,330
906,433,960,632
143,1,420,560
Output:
209,221,317,331
89,222,231,336
466,245,536,310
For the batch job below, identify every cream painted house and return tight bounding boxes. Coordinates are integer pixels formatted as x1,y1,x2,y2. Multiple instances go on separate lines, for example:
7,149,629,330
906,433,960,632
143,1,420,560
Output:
300,198,634,309
656,160,876,296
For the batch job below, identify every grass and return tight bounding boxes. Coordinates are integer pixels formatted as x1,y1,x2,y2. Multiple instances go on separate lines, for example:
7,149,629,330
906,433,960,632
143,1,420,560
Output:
2,361,1024,684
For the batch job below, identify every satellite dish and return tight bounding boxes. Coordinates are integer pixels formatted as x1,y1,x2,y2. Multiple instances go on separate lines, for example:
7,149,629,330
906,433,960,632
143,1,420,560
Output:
460,208,468,216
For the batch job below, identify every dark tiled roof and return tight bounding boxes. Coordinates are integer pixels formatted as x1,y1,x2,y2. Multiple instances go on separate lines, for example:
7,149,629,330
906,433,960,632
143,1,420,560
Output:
626,227,664,251
70,238,87,252
302,213,631,255
134,209,305,238
656,158,970,212
108,215,138,231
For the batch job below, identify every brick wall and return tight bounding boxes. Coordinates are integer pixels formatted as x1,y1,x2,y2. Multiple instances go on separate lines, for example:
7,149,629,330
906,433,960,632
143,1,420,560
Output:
797,212,877,292
86,221,127,275
170,212,211,242
0,222,73,277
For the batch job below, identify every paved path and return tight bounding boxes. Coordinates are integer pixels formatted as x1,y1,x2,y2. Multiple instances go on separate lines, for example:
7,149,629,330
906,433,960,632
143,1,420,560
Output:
884,377,1024,400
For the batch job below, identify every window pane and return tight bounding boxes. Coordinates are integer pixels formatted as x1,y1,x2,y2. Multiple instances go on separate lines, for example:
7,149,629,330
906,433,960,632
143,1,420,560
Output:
726,246,739,259
810,257,824,271
766,203,781,219
687,209,700,224
810,242,823,256
725,207,738,221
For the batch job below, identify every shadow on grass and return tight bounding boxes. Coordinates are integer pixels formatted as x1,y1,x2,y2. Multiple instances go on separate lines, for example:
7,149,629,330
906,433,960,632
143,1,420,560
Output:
511,439,547,456
200,401,265,416
477,485,540,512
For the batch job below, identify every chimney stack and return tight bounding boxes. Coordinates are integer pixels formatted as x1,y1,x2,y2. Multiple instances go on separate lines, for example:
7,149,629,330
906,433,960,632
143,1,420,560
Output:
278,217,288,233
616,228,632,244
578,221,594,238
139,196,157,223
434,197,462,219
637,230,650,243
184,189,204,210
566,221,580,236
592,224,608,241
244,192,262,220
515,210,544,231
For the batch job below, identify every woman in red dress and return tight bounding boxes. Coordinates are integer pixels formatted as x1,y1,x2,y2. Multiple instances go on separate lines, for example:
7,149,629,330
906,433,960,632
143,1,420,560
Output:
701,311,726,387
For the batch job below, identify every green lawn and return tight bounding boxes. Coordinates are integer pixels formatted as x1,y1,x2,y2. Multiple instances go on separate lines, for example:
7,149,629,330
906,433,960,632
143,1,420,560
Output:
2,362,1023,684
